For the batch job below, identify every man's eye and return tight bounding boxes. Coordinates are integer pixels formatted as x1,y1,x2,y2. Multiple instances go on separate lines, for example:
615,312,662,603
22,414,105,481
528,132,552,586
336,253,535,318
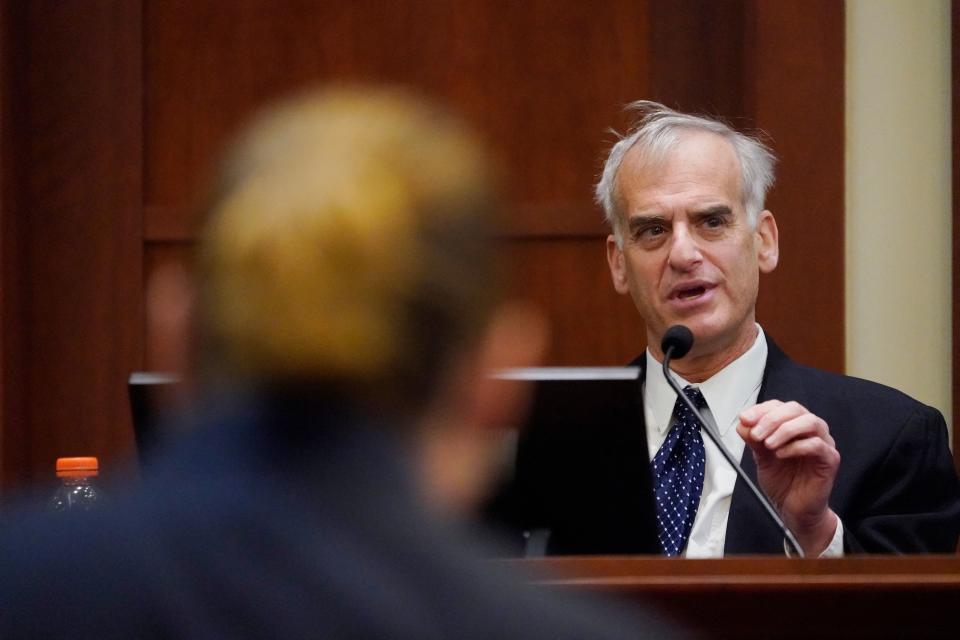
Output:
704,215,725,229
641,224,666,237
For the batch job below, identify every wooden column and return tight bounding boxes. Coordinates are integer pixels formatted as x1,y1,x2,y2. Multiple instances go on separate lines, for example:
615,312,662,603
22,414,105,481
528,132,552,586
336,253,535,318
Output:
0,1,144,491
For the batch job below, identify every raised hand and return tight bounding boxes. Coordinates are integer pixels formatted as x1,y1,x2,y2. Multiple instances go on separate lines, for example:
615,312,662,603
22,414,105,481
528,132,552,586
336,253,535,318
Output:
737,400,841,555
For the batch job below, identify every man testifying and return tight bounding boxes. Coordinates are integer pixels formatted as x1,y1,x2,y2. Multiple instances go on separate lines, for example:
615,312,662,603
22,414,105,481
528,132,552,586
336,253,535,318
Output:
508,101,960,557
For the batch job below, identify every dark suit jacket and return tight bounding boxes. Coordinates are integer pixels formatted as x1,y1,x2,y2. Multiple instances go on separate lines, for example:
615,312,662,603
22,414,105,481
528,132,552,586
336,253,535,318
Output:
0,393,684,639
492,335,960,555
725,336,960,554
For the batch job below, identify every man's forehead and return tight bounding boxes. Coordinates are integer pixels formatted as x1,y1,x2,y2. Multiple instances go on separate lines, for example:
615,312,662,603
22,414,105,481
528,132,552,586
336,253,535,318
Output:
616,131,742,209
621,130,738,179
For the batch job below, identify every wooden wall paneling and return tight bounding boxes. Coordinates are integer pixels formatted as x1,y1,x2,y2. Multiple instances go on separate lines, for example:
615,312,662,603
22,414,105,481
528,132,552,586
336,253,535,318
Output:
142,0,654,366
648,0,747,118
0,0,859,493
502,238,647,365
143,0,652,242
0,0,851,491
648,0,845,374
2,0,36,491
0,0,18,485
142,0,845,372
1,1,144,491
745,0,845,373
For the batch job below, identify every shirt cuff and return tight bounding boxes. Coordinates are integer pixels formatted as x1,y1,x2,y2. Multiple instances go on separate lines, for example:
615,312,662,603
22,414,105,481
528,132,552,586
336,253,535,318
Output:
783,518,845,558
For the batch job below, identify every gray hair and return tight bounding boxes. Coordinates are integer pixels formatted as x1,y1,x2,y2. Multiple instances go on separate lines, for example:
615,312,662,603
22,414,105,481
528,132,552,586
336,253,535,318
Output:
595,101,776,245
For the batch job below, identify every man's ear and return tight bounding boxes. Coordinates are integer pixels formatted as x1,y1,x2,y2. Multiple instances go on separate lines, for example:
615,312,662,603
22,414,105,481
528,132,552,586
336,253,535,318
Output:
606,234,630,294
755,210,779,273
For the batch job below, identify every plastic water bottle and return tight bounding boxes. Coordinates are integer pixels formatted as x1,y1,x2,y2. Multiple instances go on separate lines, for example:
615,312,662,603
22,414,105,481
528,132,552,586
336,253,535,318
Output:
48,456,106,512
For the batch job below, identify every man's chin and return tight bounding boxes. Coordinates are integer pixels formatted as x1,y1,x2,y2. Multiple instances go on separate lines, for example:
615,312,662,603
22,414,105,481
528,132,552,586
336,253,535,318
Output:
677,321,757,360
650,321,713,358
650,310,742,353
662,319,723,353
658,316,713,340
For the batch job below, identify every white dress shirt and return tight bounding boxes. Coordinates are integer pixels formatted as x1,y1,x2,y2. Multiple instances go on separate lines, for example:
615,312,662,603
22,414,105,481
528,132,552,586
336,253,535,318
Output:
643,325,843,557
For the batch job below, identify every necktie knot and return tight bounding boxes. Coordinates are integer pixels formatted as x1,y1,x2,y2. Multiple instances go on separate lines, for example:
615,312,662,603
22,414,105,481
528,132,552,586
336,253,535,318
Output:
682,385,707,410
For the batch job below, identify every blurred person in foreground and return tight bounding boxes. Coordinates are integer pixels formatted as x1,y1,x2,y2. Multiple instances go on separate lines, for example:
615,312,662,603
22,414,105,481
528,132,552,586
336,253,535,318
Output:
0,88,684,638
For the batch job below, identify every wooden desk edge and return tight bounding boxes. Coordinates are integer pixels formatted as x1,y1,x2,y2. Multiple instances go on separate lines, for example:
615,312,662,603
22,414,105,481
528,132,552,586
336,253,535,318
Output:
502,555,960,590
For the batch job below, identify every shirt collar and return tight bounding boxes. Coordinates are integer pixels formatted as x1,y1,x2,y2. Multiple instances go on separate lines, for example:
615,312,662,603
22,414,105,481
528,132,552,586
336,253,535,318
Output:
644,325,768,436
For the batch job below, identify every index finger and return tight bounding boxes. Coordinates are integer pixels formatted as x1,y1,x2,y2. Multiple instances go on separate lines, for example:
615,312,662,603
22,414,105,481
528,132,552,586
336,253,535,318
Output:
739,399,784,425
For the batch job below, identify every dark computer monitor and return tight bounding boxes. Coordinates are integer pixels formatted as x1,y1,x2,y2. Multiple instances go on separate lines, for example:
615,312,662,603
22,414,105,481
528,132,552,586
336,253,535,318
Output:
486,367,659,556
127,372,180,459
130,367,659,555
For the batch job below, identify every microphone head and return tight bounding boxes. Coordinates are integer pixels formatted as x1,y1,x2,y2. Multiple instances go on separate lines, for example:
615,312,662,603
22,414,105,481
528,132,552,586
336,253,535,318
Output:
661,325,694,359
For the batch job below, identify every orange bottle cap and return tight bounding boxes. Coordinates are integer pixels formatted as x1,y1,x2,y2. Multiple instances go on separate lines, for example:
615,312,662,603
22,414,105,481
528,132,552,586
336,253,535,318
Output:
56,456,99,478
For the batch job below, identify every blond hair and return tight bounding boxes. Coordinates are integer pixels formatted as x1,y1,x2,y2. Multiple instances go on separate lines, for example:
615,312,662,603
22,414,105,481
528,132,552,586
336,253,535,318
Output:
197,87,498,412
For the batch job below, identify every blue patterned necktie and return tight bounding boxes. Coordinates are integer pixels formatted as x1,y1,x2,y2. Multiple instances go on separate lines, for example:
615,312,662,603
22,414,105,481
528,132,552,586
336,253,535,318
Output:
652,386,707,556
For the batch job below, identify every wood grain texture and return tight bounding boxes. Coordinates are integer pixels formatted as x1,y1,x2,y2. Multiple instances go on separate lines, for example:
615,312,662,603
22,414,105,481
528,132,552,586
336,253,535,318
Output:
143,0,651,239
649,0,746,118
2,0,849,488
1,1,144,490
504,238,648,364
521,556,960,638
141,0,656,370
745,0,845,374
144,204,615,241
143,0,844,370
648,0,845,374
0,0,13,482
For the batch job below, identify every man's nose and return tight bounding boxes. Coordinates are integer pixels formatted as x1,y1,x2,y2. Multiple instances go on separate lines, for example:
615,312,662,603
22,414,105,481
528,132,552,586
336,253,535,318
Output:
667,223,703,271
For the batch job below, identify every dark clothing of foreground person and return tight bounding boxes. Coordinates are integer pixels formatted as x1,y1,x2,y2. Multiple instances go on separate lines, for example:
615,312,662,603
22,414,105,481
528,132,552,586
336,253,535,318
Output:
0,399,683,639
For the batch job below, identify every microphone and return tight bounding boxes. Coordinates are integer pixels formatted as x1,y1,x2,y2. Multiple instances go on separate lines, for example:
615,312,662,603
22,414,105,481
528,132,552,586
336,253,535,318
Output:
661,324,694,359
660,325,805,558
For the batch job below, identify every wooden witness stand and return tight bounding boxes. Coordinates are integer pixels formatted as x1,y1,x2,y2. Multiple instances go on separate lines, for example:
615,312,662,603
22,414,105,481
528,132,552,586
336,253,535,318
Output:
514,555,960,638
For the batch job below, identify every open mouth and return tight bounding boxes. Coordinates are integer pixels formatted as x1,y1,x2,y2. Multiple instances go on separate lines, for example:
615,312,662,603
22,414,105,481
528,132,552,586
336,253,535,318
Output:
677,285,707,300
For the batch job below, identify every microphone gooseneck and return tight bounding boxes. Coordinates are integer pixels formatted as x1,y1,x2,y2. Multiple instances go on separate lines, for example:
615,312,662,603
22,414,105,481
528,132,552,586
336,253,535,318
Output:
661,325,805,558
